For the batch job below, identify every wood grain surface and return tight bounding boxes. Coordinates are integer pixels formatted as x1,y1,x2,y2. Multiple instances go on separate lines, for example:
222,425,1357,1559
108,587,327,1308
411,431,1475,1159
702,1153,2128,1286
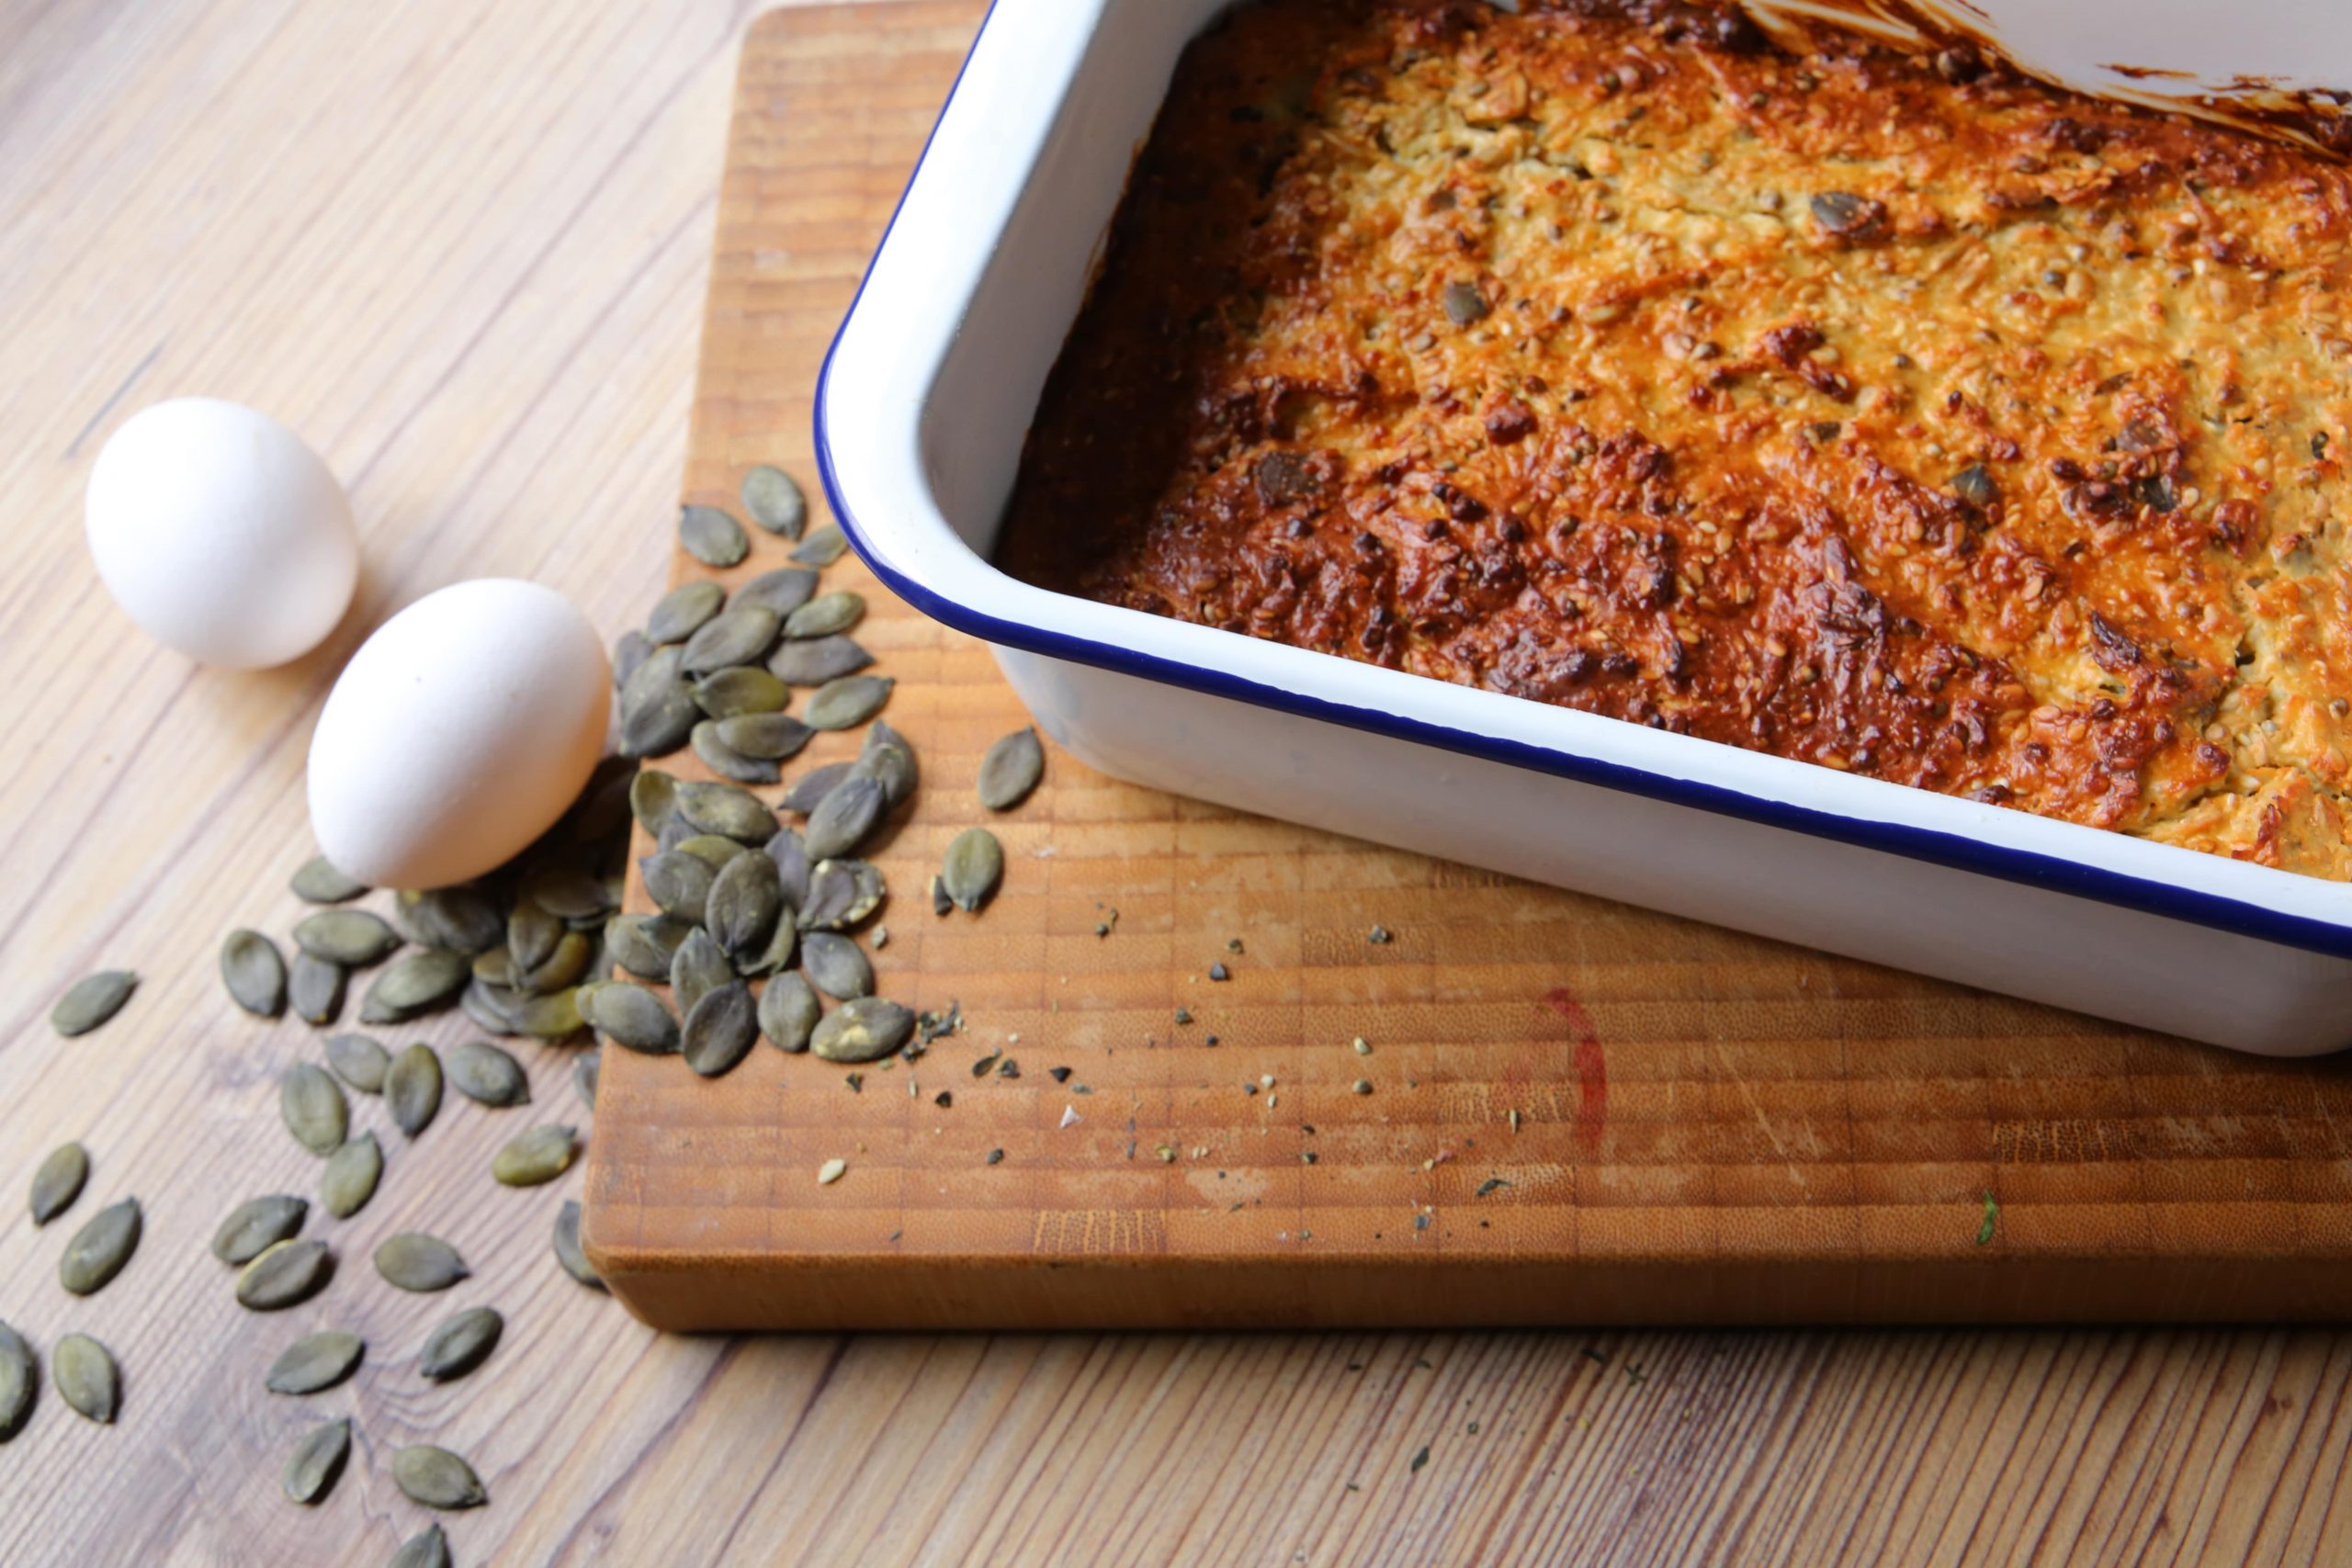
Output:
1,1,2348,1563
588,4,2352,1332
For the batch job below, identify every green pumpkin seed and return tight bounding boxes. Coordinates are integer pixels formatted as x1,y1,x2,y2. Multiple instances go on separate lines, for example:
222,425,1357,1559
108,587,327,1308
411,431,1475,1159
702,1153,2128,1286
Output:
505,902,561,973
811,997,915,1063
852,721,919,808
682,606,782,677
393,1444,487,1510
731,565,817,617
607,913,687,979
376,1233,469,1292
323,1032,390,1093
0,1321,34,1440
266,1330,363,1395
585,982,679,1055
473,943,517,989
573,1049,601,1108
714,711,815,761
691,720,782,784
978,726,1045,810
554,1200,605,1290
805,775,886,861
780,765,852,818
646,580,725,645
29,1142,88,1226
800,932,874,1000
670,927,735,1017
804,673,894,730
707,852,783,963
740,899,799,978
675,833,752,870
799,859,885,931
679,503,749,568
288,953,345,1026
613,628,654,690
741,464,808,538
493,1124,578,1186
322,1134,383,1219
389,1524,453,1568
447,1041,530,1107
359,949,471,1024
758,972,820,1052
525,865,611,921
789,525,850,567
682,985,756,1078
282,1417,351,1505
281,1063,349,1156
618,656,699,759
220,930,288,1018
769,634,873,687
395,887,505,955
290,855,368,904
943,828,1005,913
237,1238,333,1310
463,976,519,1034
293,909,401,967
785,589,865,640
53,1334,118,1424
514,987,586,1041
515,929,593,997
768,825,811,909
640,849,716,923
693,666,789,718
212,1195,308,1264
418,1306,503,1382
675,780,778,841
60,1198,140,1295
51,970,135,1036
386,1044,444,1137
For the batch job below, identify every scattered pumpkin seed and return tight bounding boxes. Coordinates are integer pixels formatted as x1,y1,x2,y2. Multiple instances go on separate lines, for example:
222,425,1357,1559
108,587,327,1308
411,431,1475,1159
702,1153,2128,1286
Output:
51,970,135,1036
674,780,778,842
852,721,919,809
585,982,680,1055
629,768,678,833
804,673,893,730
395,886,505,955
418,1306,503,1382
715,711,815,762
493,1124,578,1186
280,1063,349,1156
607,913,687,979
505,905,561,976
682,985,757,1077
759,972,821,1053
288,952,346,1026
801,932,873,1000
389,1524,453,1568
553,1200,605,1291
741,464,808,537
682,605,782,676
799,859,885,930
679,502,749,568
818,1157,847,1186
690,721,781,784
789,525,849,567
942,828,1004,912
978,726,1045,810
376,1234,469,1292
640,849,716,924
386,1043,445,1137
617,650,699,759
514,987,586,1041
573,1050,601,1109
359,949,471,1024
220,930,288,1018
322,1134,383,1220
769,634,874,686
59,1198,141,1296
290,855,368,904
664,928,729,1018
675,833,751,871
212,1194,308,1264
0,1321,33,1441
645,580,725,645
292,909,401,967
784,590,864,640
781,761,854,816
707,852,783,963
393,1445,488,1510
805,774,886,861
266,1330,364,1395
741,897,800,977
53,1335,119,1424
693,666,789,718
282,1417,351,1505
29,1142,88,1226
730,564,817,617
613,628,654,689
236,1238,333,1311
768,825,812,909
812,998,916,1063
445,1040,529,1110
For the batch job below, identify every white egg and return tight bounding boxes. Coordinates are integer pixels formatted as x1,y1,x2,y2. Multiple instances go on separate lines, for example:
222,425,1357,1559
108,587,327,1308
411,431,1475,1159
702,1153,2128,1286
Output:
85,397,359,668
308,580,610,890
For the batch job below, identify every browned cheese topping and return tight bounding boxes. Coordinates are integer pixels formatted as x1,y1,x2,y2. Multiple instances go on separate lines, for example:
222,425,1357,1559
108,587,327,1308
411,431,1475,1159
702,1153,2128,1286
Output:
998,0,2352,879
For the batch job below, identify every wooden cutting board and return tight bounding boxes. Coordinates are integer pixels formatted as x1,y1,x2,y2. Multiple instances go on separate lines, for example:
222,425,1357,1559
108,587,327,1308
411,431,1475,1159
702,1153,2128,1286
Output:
581,0,2352,1329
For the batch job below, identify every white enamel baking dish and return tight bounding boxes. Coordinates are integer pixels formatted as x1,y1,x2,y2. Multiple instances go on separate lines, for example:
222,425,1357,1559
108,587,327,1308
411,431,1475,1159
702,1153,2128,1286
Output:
817,0,2352,1056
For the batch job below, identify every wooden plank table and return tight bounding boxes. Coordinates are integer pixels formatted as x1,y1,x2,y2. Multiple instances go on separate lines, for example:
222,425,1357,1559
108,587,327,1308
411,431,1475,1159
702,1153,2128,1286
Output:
2,1,2349,1562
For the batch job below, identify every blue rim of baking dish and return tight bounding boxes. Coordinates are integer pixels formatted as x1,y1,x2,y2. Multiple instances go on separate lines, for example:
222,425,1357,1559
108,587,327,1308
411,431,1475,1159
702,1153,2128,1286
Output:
810,0,2352,964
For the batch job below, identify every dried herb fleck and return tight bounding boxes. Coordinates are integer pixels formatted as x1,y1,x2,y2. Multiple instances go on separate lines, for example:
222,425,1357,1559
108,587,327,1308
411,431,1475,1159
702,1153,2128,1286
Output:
1974,1190,1999,1247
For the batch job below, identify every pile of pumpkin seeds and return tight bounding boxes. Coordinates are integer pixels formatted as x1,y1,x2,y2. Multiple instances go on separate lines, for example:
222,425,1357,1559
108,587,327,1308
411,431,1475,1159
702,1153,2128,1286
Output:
11,462,1045,1564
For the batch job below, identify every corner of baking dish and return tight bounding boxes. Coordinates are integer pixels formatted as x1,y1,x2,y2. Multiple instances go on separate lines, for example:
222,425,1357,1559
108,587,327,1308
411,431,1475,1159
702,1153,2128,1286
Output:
814,0,2352,961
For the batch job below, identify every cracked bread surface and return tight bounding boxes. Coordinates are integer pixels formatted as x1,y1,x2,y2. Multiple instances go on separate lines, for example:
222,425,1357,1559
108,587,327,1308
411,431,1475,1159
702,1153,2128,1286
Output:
996,0,2352,880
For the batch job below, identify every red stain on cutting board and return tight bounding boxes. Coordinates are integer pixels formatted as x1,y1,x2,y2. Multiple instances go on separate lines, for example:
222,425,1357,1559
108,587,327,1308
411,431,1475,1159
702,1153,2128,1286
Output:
1540,987,1608,1152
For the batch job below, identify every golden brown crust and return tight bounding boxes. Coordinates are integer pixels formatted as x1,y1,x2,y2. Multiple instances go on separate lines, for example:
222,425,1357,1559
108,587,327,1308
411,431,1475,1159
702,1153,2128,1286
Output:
998,0,2352,880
